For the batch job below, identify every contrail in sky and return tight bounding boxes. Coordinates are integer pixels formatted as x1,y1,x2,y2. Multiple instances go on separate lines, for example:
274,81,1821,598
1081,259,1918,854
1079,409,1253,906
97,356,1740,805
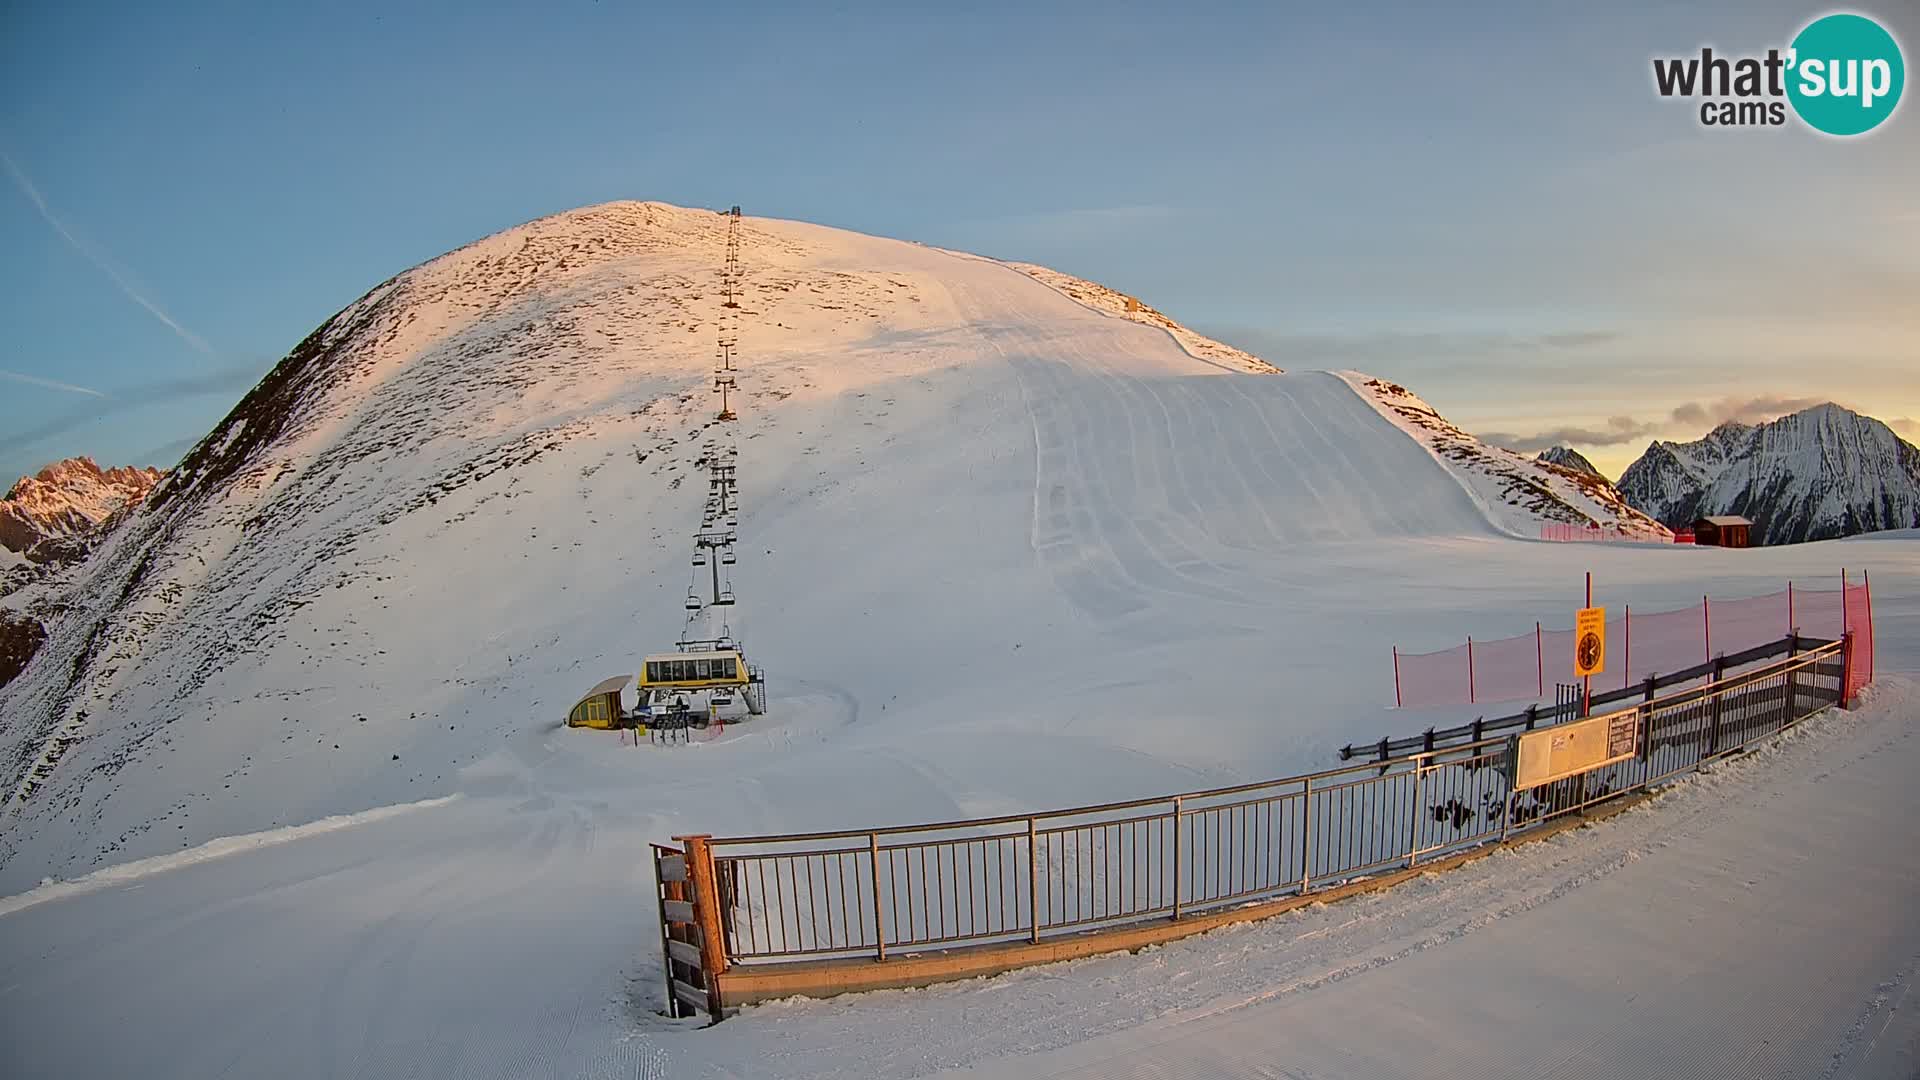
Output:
0,368,106,397
1,151,216,357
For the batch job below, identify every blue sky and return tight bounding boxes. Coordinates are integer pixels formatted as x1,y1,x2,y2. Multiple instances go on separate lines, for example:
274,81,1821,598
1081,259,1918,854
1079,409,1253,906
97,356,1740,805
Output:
2,0,1915,482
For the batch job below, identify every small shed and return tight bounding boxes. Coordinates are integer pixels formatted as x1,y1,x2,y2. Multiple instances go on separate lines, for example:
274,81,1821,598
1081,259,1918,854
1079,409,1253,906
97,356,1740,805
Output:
1691,515,1753,548
567,675,632,729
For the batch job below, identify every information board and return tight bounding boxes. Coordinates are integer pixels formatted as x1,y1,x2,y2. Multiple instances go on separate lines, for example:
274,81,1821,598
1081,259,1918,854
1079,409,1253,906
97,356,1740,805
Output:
1514,707,1640,788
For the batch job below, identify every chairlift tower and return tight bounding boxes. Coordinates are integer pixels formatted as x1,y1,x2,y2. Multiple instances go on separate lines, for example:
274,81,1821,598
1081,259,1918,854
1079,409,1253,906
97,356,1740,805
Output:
692,530,738,608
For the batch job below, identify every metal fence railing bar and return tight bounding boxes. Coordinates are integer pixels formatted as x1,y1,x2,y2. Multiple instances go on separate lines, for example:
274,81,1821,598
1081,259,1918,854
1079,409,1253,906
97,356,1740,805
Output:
680,638,1853,973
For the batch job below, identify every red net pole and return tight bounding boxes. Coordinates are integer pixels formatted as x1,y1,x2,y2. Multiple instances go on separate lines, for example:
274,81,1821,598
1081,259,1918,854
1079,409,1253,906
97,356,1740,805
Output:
1703,594,1712,663
1584,572,1592,715
1467,636,1476,704
1841,568,1849,704
1865,570,1875,686
1535,622,1543,697
1393,646,1402,708
1787,581,1795,635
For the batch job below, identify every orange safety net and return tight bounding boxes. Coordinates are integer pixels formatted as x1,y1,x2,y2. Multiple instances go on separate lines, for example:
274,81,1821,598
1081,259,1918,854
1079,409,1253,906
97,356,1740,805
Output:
1393,579,1870,709
1845,578,1875,702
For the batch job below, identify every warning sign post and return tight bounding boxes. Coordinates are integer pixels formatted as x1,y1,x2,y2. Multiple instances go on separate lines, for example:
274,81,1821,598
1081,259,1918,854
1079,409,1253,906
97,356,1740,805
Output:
1574,606,1606,677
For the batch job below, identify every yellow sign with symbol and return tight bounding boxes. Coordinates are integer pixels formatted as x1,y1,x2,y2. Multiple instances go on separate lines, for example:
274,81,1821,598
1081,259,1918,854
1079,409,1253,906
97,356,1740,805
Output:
1574,606,1606,677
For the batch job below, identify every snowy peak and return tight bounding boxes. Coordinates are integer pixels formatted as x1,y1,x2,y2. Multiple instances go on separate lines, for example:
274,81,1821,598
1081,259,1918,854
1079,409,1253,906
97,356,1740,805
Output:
1345,377,1670,539
1619,402,1920,544
1536,446,1603,479
0,457,164,556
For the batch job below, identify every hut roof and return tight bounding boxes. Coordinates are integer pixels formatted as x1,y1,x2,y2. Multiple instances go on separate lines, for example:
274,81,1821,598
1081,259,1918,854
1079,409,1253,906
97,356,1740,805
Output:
572,675,632,711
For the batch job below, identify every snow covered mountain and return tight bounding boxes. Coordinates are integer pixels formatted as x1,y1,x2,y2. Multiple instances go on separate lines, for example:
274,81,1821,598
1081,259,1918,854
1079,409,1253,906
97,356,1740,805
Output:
1,200,1666,888
1536,445,1603,478
0,458,163,558
1347,378,1670,539
1619,404,1920,545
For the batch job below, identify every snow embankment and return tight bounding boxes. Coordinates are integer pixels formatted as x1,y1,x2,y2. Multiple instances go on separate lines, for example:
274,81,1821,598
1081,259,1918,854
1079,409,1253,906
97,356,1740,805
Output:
0,794,458,918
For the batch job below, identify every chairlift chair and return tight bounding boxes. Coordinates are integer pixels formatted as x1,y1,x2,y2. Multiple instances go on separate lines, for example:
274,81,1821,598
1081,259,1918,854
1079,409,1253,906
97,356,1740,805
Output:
720,549,736,565
714,590,736,606
692,551,707,567
684,590,702,611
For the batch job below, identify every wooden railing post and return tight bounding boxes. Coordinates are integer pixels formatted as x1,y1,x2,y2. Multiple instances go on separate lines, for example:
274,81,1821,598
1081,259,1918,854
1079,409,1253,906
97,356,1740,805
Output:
675,834,729,1018
651,848,684,1019
1407,758,1425,866
1500,737,1519,842
1171,796,1184,920
1298,778,1313,894
1841,630,1855,709
1027,817,1041,943
1784,635,1800,725
869,832,886,961
1706,656,1726,756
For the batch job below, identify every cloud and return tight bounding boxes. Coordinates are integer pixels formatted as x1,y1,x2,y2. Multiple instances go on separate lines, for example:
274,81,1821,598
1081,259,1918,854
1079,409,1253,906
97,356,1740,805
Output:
1200,326,1622,368
2,151,216,358
1485,395,1839,454
1483,416,1660,453
1668,395,1826,429
0,362,270,456
0,368,105,398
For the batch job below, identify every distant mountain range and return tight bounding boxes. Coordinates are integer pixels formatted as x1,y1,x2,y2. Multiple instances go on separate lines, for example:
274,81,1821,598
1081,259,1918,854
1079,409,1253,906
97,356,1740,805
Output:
0,458,164,562
1617,403,1920,545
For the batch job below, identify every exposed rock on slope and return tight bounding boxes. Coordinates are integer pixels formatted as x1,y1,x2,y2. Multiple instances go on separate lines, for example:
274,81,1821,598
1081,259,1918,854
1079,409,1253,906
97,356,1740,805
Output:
1346,377,1670,539
1006,263,1282,374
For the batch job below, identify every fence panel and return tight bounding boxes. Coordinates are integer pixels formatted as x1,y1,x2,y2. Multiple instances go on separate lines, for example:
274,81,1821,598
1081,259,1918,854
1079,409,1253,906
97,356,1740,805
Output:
682,639,1854,1006
1397,642,1471,708
1393,581,1862,709
1472,631,1543,705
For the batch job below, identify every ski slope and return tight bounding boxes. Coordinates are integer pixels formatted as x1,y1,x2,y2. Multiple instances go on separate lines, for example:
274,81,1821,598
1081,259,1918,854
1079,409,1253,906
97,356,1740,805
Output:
0,202,1913,1078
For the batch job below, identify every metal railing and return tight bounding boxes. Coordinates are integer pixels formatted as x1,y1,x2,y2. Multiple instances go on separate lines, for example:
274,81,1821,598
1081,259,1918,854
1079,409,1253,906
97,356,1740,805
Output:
1348,632,1823,762
693,638,1848,969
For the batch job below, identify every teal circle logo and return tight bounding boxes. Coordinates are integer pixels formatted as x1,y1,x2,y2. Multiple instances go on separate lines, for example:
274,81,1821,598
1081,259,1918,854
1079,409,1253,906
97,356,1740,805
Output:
1787,13,1905,136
